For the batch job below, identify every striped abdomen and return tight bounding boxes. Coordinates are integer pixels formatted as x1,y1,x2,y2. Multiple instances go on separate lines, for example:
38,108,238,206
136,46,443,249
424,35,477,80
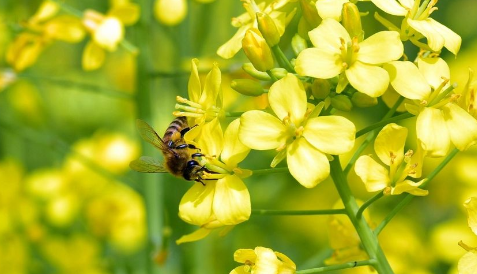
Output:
163,116,188,148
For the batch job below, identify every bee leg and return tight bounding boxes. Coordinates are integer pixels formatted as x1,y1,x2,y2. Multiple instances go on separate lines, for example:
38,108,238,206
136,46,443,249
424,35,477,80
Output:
179,124,198,138
191,152,205,159
195,178,206,186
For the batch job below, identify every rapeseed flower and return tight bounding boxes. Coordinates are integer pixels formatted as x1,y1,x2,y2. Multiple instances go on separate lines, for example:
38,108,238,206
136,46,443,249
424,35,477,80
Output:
230,247,296,274
217,0,297,59
458,197,477,274
384,57,477,157
154,0,187,26
239,73,355,188
372,0,461,55
355,123,428,196
177,119,251,244
295,18,403,97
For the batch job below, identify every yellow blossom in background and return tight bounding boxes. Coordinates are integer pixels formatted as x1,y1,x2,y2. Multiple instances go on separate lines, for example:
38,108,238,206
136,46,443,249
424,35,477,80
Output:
239,73,355,188
177,119,251,244
217,0,297,59
355,123,428,196
82,0,139,70
6,0,85,71
230,246,296,274
315,0,367,21
458,197,477,274
372,0,461,55
295,18,403,97
459,69,477,119
154,0,187,26
384,57,477,157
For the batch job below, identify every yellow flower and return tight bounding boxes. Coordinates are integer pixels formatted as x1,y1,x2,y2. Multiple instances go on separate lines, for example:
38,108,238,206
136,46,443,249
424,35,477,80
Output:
177,119,251,244
242,28,275,72
6,0,85,71
355,123,428,196
174,59,223,140
82,0,139,70
230,246,296,274
384,57,477,157
154,0,187,26
315,0,365,22
239,73,355,188
458,197,477,274
217,0,297,59
372,0,461,55
295,18,403,97
459,69,477,119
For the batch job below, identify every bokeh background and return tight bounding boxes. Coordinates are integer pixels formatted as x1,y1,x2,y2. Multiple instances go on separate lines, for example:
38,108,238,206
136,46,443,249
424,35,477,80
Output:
1,0,477,273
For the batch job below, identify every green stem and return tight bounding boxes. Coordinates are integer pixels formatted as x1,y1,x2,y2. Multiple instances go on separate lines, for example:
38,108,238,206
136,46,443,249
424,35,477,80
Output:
50,0,83,17
344,96,407,175
355,112,413,138
330,156,394,274
356,191,384,220
271,45,295,72
266,70,278,82
252,167,289,175
252,208,346,216
374,148,459,235
296,259,376,273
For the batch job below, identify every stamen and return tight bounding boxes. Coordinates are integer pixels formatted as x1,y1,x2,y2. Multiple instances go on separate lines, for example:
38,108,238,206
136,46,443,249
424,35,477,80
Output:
172,111,203,118
175,103,206,114
176,96,204,109
295,126,304,137
276,142,287,152
389,151,396,165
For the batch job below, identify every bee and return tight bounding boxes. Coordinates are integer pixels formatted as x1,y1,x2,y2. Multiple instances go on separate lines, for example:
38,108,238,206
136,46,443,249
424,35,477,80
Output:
130,117,208,184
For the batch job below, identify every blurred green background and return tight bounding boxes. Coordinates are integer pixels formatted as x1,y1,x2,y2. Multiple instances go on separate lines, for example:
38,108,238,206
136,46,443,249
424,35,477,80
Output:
1,0,477,273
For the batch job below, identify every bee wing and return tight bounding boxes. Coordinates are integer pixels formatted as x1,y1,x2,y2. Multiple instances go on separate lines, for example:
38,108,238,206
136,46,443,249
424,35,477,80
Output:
136,119,169,151
130,156,168,173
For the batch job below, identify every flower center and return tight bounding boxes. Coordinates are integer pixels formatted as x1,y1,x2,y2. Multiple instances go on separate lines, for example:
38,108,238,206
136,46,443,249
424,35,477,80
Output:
174,96,220,121
340,37,359,70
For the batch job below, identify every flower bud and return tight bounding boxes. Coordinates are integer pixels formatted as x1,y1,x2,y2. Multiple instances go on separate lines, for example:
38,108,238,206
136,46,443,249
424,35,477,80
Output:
292,34,307,56
231,79,264,96
311,79,330,99
342,2,364,42
242,28,274,72
300,0,321,28
256,12,280,47
351,92,378,108
331,95,353,111
242,63,271,81
154,0,187,26
270,68,287,80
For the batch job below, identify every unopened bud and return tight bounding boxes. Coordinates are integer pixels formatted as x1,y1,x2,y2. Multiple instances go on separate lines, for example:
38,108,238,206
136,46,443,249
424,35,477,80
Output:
231,79,264,96
242,63,271,81
351,92,378,107
311,79,330,99
242,28,275,72
300,0,321,28
256,12,280,47
292,34,307,56
270,68,287,80
342,2,364,42
331,95,353,111
154,0,187,26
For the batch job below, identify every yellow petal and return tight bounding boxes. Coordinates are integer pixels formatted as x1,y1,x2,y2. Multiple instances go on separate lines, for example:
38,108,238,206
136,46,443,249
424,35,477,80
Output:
464,197,477,235
303,116,355,155
443,104,477,151
221,119,250,168
213,175,251,226
370,0,407,16
391,179,428,196
176,228,212,244
154,0,187,26
188,58,201,103
417,57,450,90
44,15,86,43
82,41,105,71
234,248,257,264
268,74,307,125
239,110,287,150
346,61,389,97
275,251,297,272
458,250,477,274
295,48,343,79
197,118,223,156
108,2,140,25
7,33,44,72
309,18,351,50
357,31,403,64
30,0,60,23
407,18,445,52
254,247,280,274
355,155,389,192
416,107,450,157
287,138,329,188
217,25,249,59
374,123,407,167
178,181,215,226
425,18,461,55
384,61,431,100
230,266,248,274
200,62,221,109
315,0,349,21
